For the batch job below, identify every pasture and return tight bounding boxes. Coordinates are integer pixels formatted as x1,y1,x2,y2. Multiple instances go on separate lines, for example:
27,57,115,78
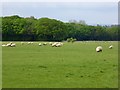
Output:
2,41,118,88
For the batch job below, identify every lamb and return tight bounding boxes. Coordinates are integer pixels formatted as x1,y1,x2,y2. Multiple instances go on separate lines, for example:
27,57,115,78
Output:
96,46,102,52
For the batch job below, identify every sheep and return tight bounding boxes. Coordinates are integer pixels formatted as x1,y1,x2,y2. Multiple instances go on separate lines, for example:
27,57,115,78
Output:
9,42,13,44
6,42,16,47
43,42,47,45
28,42,31,44
109,45,113,49
39,43,42,46
56,43,61,47
96,46,102,52
6,42,13,46
51,42,63,47
31,42,33,44
51,43,56,47
51,42,58,47
21,42,24,45
60,42,63,46
6,43,12,47
2,44,7,47
56,42,63,47
11,43,16,47
49,42,53,45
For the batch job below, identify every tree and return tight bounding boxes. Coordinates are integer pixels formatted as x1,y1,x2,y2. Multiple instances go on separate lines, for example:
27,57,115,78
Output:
106,26,118,40
35,18,67,41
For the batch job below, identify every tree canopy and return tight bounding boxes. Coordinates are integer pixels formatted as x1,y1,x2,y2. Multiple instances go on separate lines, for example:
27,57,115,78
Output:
1,15,118,41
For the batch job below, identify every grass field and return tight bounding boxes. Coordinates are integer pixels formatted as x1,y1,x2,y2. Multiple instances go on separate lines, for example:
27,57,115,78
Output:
2,41,118,88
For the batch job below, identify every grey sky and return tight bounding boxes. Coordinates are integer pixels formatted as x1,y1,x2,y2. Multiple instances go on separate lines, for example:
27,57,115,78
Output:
2,2,118,25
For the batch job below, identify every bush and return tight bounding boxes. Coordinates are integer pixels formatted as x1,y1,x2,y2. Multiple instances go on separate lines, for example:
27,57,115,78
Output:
67,37,76,43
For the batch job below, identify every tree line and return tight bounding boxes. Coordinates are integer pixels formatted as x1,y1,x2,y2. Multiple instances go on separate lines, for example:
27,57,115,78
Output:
1,15,118,41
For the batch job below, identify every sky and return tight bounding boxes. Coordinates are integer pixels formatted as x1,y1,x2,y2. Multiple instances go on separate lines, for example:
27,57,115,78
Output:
1,0,118,25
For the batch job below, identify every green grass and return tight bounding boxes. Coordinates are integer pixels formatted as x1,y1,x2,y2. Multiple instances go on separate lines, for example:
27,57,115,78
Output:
2,41,118,88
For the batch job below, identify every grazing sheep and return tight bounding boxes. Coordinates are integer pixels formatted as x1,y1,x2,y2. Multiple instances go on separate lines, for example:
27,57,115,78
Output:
28,42,33,44
2,44,7,47
39,43,42,46
51,43,56,47
109,45,113,49
31,42,33,44
60,42,63,46
28,42,31,44
49,42,53,45
21,42,24,45
6,43,12,47
51,42,58,47
43,42,47,45
10,42,13,44
51,42,63,47
96,46,102,52
11,43,16,47
6,42,16,47
6,42,13,46
56,43,61,47
56,42,63,47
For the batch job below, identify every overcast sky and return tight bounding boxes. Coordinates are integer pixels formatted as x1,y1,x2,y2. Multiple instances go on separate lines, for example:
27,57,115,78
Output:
2,1,118,25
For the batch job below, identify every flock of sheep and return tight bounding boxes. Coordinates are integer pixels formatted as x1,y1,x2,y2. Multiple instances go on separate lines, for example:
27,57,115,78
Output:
2,41,113,52
2,42,16,47
2,42,64,47
27,42,64,47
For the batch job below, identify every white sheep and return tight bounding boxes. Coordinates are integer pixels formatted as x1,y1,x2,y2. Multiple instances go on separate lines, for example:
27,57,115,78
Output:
6,42,13,46
43,42,47,45
49,42,53,45
6,42,16,47
96,46,102,52
31,42,33,44
10,42,13,44
51,42,58,47
6,43,12,47
28,42,31,44
11,43,16,47
109,45,113,49
21,42,24,45
60,42,63,46
56,42,63,47
52,42,63,47
56,43,62,47
2,44,7,47
39,43,42,46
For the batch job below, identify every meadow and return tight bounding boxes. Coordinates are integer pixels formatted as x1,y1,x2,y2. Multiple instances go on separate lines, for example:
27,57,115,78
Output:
2,41,118,88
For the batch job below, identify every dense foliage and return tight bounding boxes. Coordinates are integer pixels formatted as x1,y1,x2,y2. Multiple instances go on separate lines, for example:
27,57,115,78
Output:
1,15,118,41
